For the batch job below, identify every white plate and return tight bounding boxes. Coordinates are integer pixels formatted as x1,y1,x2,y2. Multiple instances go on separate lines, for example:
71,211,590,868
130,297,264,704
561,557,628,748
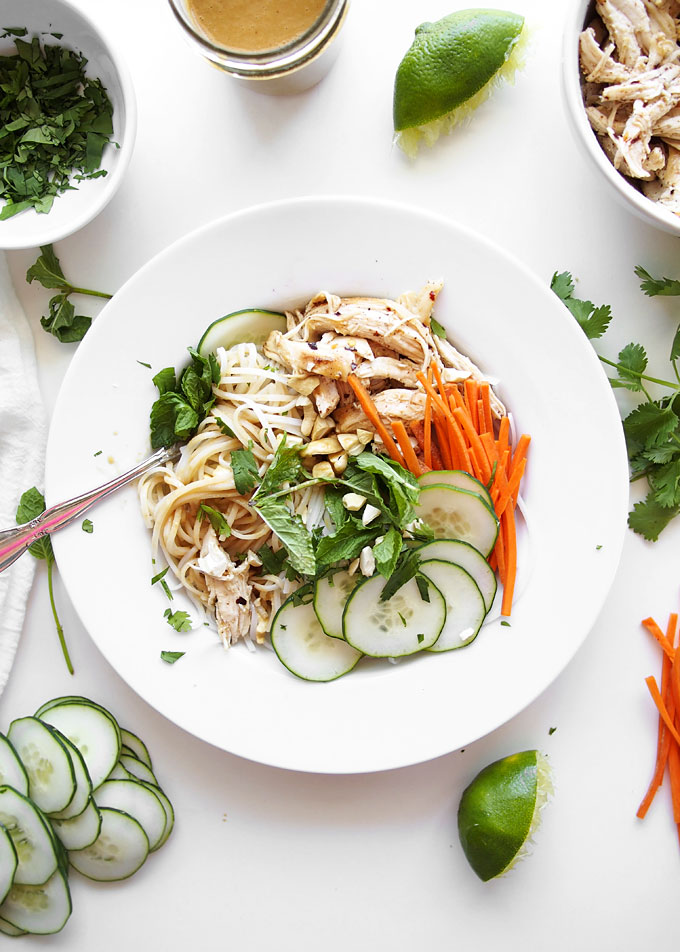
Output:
46,196,629,774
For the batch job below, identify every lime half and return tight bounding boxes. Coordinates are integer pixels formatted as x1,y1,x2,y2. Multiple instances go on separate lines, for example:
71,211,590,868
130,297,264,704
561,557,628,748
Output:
393,8,527,156
457,749,552,881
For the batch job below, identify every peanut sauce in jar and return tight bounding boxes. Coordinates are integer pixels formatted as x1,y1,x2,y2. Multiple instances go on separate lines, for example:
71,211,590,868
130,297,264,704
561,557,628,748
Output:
186,0,327,53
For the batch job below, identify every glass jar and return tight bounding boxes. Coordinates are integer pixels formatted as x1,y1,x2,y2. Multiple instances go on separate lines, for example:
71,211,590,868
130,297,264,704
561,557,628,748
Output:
167,0,349,94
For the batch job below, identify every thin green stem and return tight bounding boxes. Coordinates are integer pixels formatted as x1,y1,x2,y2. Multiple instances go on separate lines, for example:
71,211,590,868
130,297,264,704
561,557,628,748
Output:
598,355,677,389
66,285,112,299
46,560,74,675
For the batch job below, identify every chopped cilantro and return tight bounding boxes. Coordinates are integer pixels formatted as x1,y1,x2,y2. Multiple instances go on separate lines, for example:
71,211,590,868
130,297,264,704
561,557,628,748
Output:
199,504,231,538
163,608,192,632
548,727,557,735
500,620,511,627
81,519,93,533
160,651,185,664
231,448,259,496
137,360,152,369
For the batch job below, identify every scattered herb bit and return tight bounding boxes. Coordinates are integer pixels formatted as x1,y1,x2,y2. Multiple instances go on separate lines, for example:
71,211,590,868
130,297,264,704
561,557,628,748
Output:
417,633,425,644
552,268,680,541
160,650,185,664
548,727,557,735
398,611,407,627
163,608,192,632
500,620,511,627
137,360,152,369
26,245,112,342
149,348,219,448
231,447,260,496
1,27,28,37
0,35,114,219
16,487,73,674
256,544,288,576
81,519,93,533
151,567,169,585
215,416,236,438
252,435,303,501
596,544,603,550
430,316,446,339
199,504,231,538
415,574,430,602
94,449,102,457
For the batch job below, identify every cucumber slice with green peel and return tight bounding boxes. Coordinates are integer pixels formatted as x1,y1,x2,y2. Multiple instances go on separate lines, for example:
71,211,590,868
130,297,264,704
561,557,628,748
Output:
140,783,174,849
0,732,28,796
419,559,487,651
0,825,18,904
93,780,167,852
7,717,76,816
0,786,58,886
271,596,362,682
68,807,149,882
51,798,102,852
107,762,131,781
34,695,114,719
343,573,446,657
47,730,93,821
0,915,25,936
313,570,360,640
0,868,71,935
38,702,121,791
119,729,153,770
415,538,497,611
119,755,157,786
415,485,499,556
418,469,493,507
197,308,287,356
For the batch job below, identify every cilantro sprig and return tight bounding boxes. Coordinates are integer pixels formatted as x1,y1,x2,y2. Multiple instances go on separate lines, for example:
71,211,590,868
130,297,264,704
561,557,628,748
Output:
15,487,73,674
552,269,680,540
26,244,112,342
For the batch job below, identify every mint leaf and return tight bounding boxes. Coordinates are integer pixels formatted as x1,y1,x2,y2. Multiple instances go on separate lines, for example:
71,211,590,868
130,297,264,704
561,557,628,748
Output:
373,527,402,579
256,544,288,575
40,294,91,342
15,487,53,562
215,416,236,438
231,448,259,496
253,435,302,500
315,524,377,572
256,501,316,576
160,650,185,664
26,244,69,291
379,548,420,601
635,265,680,297
150,392,198,448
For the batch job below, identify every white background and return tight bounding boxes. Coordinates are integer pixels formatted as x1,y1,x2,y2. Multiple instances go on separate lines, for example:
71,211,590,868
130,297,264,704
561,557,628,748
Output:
3,0,680,947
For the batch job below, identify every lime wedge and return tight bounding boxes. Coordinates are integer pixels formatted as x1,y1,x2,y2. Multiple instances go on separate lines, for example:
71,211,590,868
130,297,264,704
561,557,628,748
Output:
457,749,552,881
393,8,527,156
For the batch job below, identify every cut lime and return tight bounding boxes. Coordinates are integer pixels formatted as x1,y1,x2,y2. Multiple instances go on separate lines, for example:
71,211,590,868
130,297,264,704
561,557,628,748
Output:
457,749,552,881
393,8,527,156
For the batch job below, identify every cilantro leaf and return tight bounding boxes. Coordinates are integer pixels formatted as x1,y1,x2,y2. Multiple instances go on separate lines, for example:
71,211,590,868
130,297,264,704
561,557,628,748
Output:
628,493,680,541
231,448,259,496
160,650,185,664
256,544,288,576
549,271,575,301
623,402,678,447
163,608,193,632
550,271,612,339
81,519,94,533
649,458,680,508
256,501,316,576
635,265,680,297
613,343,648,392
199,504,231,538
671,325,680,364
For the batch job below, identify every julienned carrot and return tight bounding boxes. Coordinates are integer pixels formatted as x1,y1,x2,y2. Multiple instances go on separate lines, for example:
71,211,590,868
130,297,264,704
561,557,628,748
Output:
447,399,473,474
464,378,479,430
423,393,432,469
638,649,673,818
642,617,676,662
452,407,491,483
432,412,453,470
500,505,517,617
494,459,526,521
645,676,680,748
347,374,404,466
392,420,421,476
480,382,493,434
496,415,510,457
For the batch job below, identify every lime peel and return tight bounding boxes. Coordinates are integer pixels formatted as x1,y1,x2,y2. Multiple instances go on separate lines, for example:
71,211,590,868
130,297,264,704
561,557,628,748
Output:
457,749,553,882
393,10,529,157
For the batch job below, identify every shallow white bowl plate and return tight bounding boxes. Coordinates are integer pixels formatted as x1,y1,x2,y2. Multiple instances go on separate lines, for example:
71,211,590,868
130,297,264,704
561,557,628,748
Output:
46,197,629,774
0,0,136,249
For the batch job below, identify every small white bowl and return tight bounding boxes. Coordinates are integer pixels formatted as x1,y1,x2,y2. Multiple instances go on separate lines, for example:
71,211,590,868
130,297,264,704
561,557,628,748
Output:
562,0,680,236
0,0,136,249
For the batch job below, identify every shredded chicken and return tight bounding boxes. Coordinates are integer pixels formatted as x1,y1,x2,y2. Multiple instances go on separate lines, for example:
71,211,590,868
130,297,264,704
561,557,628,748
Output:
204,553,253,647
579,0,680,215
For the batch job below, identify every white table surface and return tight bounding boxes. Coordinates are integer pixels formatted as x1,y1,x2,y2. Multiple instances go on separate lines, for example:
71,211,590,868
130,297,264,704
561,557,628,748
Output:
3,0,680,947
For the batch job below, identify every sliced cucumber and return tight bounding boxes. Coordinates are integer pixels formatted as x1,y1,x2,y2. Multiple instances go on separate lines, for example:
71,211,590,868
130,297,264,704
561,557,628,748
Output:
415,485,499,557
93,780,166,852
343,573,446,657
38,702,121,791
51,798,102,852
197,308,287,356
0,825,17,904
415,538,497,612
0,868,71,935
119,755,157,786
7,717,76,816
140,783,174,850
418,559,487,651
0,915,25,936
0,786,57,886
0,732,28,796
107,762,131,781
68,807,149,882
119,729,153,770
419,469,493,508
47,730,93,821
271,596,362,682
34,695,113,719
313,570,359,640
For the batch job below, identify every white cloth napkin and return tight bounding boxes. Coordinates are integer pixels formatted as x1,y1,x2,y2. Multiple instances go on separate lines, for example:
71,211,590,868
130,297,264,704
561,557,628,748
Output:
0,252,47,694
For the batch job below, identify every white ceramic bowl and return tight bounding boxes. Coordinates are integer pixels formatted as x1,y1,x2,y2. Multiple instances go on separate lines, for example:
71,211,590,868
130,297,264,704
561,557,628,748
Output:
562,0,680,236
0,0,136,249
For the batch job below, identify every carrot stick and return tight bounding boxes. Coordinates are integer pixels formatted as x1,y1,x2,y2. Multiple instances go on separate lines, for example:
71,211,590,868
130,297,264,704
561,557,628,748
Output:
496,415,510,457
672,639,680,717
493,458,526,519
347,374,404,466
637,650,673,819
392,420,421,476
642,617,676,663
480,382,493,434
453,407,491,483
431,361,448,404
645,676,680,747
668,743,680,825
447,399,473,474
500,505,517,616
464,378,479,430
494,520,506,582
668,612,679,650
423,394,432,470
433,413,453,469
479,432,498,475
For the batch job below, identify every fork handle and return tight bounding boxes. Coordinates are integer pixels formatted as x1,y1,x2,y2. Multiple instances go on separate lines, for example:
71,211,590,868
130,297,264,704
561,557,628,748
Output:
0,444,177,574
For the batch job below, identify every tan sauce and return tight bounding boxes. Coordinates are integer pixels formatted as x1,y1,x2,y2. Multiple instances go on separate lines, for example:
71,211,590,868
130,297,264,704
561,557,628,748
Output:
187,0,328,53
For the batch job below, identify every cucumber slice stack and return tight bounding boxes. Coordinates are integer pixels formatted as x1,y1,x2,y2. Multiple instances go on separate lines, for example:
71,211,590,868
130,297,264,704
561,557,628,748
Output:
0,697,175,936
